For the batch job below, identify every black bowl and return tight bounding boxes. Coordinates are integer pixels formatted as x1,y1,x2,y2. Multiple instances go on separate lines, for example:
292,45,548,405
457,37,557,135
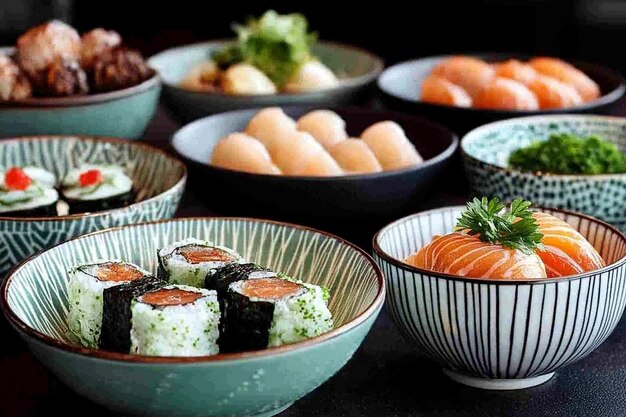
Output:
171,107,458,229
377,53,626,135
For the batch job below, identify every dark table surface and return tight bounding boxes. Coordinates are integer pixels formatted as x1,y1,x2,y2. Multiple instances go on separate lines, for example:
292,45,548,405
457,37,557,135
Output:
2,107,626,417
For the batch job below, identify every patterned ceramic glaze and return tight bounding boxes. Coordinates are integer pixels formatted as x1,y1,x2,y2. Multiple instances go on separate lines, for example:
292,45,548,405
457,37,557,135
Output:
148,40,384,123
463,115,626,230
1,218,384,417
373,206,626,390
0,136,186,277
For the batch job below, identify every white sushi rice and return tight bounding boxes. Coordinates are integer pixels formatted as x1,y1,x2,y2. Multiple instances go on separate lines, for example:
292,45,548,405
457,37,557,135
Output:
267,282,333,347
67,260,150,348
130,285,220,356
62,164,132,201
158,238,243,288
0,187,58,213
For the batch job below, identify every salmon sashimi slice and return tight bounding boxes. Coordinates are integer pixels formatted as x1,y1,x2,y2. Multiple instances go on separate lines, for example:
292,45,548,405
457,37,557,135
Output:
405,232,547,279
492,59,537,86
179,245,237,264
421,74,472,107
241,278,302,300
533,212,605,277
431,56,495,98
95,262,144,282
473,77,539,110
140,288,203,306
529,57,600,102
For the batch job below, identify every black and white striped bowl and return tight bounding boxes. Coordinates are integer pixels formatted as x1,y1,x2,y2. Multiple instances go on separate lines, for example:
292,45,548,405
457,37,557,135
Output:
373,206,626,390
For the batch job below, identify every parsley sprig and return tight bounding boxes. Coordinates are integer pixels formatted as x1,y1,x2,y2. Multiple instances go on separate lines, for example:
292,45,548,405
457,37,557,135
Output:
456,197,544,254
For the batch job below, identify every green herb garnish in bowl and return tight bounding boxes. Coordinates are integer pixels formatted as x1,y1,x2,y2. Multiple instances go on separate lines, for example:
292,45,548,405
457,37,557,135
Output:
508,133,626,174
180,10,339,95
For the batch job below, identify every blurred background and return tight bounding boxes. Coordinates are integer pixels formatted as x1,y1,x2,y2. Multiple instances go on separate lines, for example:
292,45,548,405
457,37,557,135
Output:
0,0,622,70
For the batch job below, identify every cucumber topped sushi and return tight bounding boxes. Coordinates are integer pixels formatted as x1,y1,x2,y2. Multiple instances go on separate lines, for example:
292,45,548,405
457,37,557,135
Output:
221,275,333,352
158,238,242,287
67,260,151,348
0,166,58,216
130,285,220,356
61,164,134,214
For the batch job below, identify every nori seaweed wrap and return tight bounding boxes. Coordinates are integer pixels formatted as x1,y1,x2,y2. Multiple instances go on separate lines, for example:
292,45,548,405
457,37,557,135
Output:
207,263,277,296
99,275,165,353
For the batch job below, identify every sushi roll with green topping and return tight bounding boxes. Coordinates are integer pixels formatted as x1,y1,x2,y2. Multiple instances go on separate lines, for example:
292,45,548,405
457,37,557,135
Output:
158,238,242,288
61,164,134,214
99,275,166,353
130,285,220,356
207,262,277,296
67,260,151,348
0,166,58,216
221,276,333,352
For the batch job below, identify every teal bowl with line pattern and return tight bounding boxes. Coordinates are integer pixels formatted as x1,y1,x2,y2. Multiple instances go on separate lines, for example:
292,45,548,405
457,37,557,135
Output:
0,218,384,417
0,136,186,277
462,115,626,230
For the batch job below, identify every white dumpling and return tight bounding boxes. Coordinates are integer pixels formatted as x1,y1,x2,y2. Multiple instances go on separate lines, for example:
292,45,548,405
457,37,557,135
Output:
221,63,277,95
180,61,221,92
360,121,423,171
283,61,338,93
330,138,382,174
245,107,297,157
296,110,348,149
211,133,281,175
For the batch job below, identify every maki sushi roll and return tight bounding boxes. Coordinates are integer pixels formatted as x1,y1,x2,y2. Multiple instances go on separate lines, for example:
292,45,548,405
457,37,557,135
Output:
61,164,133,214
0,166,58,216
158,238,242,288
130,285,220,356
207,262,277,296
99,275,166,353
221,276,333,352
67,260,151,347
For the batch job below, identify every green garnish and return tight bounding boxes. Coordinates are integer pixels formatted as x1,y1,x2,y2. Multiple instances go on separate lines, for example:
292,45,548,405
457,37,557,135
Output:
509,133,626,175
213,10,316,87
456,197,544,255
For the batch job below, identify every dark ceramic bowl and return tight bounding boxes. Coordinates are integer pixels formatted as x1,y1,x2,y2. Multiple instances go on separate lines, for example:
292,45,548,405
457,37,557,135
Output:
148,40,384,124
377,53,626,134
171,107,458,224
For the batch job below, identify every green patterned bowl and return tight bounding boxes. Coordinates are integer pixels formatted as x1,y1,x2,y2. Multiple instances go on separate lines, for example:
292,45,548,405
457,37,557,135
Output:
0,218,384,417
0,136,186,277
148,40,383,123
462,115,626,230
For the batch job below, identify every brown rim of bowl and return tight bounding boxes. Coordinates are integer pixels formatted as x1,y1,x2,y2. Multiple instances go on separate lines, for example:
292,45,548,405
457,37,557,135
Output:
0,216,386,363
372,204,626,285
461,114,626,180
0,135,187,222
0,72,160,108
148,39,384,97
172,106,459,181
377,54,626,113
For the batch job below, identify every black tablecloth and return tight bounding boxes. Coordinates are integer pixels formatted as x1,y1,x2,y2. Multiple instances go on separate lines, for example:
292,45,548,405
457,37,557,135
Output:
2,107,626,417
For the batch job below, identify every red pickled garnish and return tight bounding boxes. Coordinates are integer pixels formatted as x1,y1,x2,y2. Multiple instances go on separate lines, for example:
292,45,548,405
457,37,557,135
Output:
79,169,102,187
5,167,32,191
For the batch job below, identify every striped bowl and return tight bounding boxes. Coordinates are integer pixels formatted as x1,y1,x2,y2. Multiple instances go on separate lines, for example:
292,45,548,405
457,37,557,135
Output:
373,206,626,390
0,136,186,277
1,218,384,417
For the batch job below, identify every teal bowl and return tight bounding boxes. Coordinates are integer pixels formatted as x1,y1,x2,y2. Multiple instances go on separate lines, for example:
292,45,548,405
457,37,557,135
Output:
0,218,384,417
0,46,160,139
148,40,383,123
0,136,186,277
462,115,626,230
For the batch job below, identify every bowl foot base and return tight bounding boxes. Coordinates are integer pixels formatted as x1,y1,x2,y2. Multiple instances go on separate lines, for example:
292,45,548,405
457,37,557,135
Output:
442,369,555,390
254,402,294,417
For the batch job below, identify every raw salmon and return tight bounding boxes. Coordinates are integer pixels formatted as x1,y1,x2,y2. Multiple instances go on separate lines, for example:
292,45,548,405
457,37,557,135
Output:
431,56,495,98
405,232,547,279
95,262,145,282
529,57,600,102
474,77,539,110
493,59,537,86
533,212,605,277
140,288,203,306
179,245,237,264
240,278,302,300
421,74,472,107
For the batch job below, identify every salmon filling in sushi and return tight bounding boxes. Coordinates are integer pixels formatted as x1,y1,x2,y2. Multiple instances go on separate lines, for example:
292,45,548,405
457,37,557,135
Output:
157,238,242,288
405,198,605,280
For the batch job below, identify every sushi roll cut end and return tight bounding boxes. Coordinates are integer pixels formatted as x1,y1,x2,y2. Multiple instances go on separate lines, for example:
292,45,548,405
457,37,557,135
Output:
67,261,149,348
61,164,134,213
158,238,242,288
130,285,220,357
0,166,59,216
